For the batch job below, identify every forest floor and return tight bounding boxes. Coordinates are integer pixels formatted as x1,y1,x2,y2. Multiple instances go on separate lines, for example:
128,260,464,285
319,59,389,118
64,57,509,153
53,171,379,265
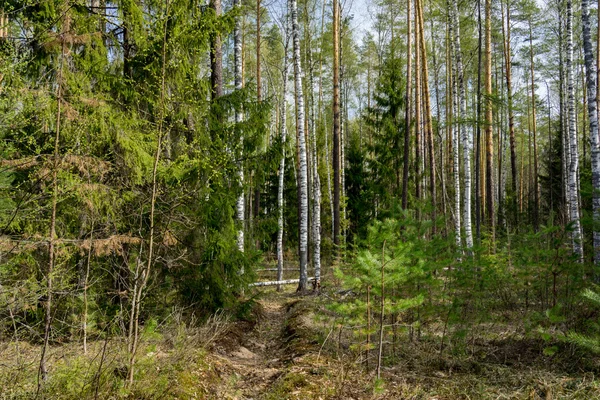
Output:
3,284,600,399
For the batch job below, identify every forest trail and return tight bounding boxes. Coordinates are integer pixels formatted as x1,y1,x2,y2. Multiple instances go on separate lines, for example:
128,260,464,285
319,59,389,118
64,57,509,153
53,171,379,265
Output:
213,295,292,399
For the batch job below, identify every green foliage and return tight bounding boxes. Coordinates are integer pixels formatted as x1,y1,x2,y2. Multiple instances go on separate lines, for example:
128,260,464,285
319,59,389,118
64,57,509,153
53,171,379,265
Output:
566,286,600,354
330,217,425,359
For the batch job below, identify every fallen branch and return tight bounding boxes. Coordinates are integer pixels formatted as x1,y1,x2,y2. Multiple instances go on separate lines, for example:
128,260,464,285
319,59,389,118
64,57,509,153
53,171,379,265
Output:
256,268,300,272
250,277,315,287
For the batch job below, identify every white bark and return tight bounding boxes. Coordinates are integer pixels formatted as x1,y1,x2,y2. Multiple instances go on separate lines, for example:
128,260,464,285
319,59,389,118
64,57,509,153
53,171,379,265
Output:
449,0,473,250
290,0,309,291
448,4,461,249
310,93,322,289
277,17,291,291
234,0,244,253
566,0,584,261
582,0,600,266
250,277,315,287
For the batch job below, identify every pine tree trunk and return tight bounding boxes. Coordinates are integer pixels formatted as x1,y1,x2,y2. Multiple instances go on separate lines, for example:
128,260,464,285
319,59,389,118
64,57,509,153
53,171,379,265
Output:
582,0,599,266
475,0,482,241
402,0,412,211
485,0,494,235
253,0,261,224
209,0,222,99
332,0,341,251
501,0,517,223
415,2,422,210
291,0,309,291
416,0,436,233
566,0,584,261
529,21,540,231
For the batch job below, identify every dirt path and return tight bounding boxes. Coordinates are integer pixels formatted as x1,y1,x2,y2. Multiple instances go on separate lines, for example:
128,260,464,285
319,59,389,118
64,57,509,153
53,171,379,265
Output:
213,298,290,399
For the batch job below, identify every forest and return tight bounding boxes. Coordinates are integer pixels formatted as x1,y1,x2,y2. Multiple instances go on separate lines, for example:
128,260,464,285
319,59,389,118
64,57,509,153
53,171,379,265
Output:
2,0,600,398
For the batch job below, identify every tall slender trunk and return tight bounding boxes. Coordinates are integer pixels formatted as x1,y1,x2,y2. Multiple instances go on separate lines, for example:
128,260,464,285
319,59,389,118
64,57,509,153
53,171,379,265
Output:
128,0,170,383
475,0,482,241
501,0,517,224
304,0,321,288
210,0,222,99
39,19,67,387
291,0,309,291
431,17,447,231
582,0,599,267
415,2,422,210
235,0,245,252
277,17,291,291
447,6,461,248
485,0,494,236
402,0,412,210
416,0,436,233
559,8,569,224
449,0,473,249
332,0,341,251
529,21,540,231
253,0,261,222
566,0,583,261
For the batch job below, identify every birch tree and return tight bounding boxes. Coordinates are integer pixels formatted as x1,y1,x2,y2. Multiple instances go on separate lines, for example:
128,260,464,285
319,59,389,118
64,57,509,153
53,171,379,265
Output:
277,16,291,291
449,0,473,249
235,0,244,252
564,0,583,261
290,0,309,291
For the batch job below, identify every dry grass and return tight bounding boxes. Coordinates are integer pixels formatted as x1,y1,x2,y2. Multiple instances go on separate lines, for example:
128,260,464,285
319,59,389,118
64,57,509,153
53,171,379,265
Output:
2,287,599,399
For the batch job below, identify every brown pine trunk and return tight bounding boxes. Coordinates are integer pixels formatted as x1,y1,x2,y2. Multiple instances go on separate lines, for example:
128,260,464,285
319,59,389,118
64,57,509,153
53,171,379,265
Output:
485,0,494,236
210,0,223,99
416,0,436,233
415,1,422,209
529,22,539,230
402,0,412,211
332,0,341,250
253,0,261,237
501,0,517,223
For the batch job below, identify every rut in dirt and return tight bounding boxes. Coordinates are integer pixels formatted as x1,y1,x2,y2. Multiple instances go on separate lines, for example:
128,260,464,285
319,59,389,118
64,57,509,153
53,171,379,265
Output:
214,297,293,398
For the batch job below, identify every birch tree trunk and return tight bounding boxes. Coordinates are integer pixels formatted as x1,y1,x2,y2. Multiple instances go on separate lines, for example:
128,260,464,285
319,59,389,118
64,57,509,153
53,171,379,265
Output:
304,1,321,289
277,18,291,291
234,0,244,252
449,0,473,249
447,5,461,249
290,0,309,291
566,0,583,261
582,0,599,266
